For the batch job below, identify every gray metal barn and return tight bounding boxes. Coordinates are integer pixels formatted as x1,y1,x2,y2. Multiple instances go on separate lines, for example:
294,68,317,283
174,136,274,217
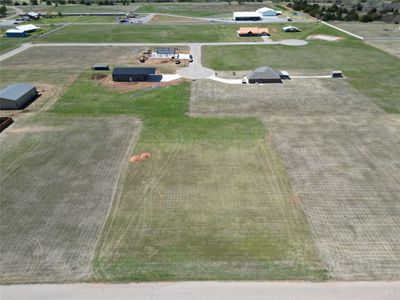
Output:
112,67,156,82
248,67,283,84
0,83,38,110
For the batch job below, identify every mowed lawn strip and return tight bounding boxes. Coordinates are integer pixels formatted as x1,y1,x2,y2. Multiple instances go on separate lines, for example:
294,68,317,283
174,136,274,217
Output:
51,75,326,281
202,36,400,113
36,23,322,44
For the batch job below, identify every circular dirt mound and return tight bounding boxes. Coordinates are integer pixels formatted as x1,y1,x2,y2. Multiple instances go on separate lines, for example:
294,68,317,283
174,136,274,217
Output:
280,39,308,46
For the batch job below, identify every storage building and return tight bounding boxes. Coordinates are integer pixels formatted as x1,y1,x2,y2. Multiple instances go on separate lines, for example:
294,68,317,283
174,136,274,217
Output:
112,67,156,82
5,29,28,38
16,24,40,33
256,7,281,17
0,83,38,110
233,12,262,21
248,67,283,84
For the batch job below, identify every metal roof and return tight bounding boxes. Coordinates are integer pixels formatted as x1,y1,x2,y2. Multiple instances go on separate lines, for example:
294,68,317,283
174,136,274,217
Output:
5,29,25,33
248,67,281,80
0,83,36,101
112,67,156,75
233,12,261,18
155,48,176,55
16,24,40,31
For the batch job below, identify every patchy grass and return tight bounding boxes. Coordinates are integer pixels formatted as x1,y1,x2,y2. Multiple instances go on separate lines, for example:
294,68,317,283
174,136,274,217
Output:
0,115,141,284
48,75,326,281
330,21,400,57
203,33,400,113
19,4,140,14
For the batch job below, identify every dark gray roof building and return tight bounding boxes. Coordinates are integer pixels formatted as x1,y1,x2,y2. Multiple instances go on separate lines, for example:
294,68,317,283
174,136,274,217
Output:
112,67,156,82
0,83,38,110
248,67,283,84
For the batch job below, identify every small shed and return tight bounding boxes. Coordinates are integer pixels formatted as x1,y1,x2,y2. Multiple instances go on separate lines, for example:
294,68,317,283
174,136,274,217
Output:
0,83,38,110
5,29,28,38
248,67,283,84
112,67,156,82
283,26,301,32
92,64,110,71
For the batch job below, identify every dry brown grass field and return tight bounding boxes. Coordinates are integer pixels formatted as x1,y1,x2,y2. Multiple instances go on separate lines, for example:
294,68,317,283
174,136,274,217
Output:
0,115,141,283
189,78,400,279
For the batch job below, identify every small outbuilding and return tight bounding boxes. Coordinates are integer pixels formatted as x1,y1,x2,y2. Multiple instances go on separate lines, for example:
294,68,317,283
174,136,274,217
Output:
248,67,284,84
92,64,110,70
5,29,28,38
283,26,301,32
27,12,40,19
0,83,38,110
112,67,156,82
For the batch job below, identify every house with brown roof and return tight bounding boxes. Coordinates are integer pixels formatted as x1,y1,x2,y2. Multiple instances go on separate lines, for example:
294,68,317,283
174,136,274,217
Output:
237,27,269,37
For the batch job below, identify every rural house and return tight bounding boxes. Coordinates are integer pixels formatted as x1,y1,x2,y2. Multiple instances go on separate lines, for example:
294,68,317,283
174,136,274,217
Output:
237,27,269,36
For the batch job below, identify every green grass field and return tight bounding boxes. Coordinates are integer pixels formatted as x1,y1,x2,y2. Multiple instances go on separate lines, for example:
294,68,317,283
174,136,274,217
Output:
19,4,139,14
31,15,116,24
37,23,263,43
136,2,285,18
203,29,400,113
48,75,326,281
36,22,323,44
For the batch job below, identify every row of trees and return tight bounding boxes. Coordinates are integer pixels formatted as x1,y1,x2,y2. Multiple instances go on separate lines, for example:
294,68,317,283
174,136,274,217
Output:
288,0,400,23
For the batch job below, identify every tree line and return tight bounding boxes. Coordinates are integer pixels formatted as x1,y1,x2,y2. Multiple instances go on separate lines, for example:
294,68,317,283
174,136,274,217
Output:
288,0,400,23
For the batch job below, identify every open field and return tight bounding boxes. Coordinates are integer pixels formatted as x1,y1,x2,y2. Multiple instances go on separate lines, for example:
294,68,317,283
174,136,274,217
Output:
264,115,400,279
46,76,325,281
31,16,117,24
19,4,140,14
0,115,141,284
190,79,382,116
35,22,323,43
136,2,287,18
189,73,400,279
330,21,400,57
0,45,185,86
202,31,400,113
37,23,264,43
149,14,208,24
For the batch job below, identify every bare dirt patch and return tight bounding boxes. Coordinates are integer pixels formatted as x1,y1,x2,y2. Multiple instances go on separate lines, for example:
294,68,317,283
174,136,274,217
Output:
307,34,343,41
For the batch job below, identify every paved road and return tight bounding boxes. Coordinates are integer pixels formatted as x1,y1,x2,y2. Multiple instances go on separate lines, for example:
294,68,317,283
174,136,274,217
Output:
1,281,400,300
177,44,214,79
